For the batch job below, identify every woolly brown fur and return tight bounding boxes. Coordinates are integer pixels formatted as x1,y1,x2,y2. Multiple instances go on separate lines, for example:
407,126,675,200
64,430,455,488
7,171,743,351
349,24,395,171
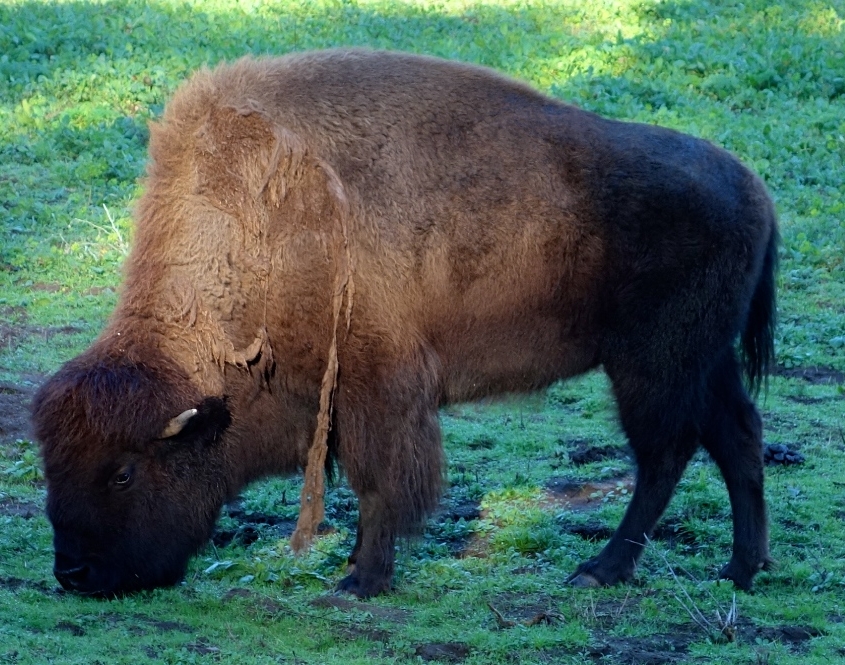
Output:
32,49,777,598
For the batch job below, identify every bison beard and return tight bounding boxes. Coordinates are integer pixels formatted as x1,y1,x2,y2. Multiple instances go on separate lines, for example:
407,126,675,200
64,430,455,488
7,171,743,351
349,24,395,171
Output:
32,49,777,599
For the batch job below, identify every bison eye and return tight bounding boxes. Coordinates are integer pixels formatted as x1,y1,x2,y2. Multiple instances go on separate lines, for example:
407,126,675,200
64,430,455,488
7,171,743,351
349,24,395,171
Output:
111,466,134,490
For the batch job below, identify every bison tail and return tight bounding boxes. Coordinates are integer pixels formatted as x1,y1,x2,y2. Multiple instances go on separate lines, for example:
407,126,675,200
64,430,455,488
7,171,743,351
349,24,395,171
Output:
740,223,779,395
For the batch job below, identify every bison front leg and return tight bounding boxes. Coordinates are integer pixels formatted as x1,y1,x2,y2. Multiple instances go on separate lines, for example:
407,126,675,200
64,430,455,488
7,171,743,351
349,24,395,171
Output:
336,493,398,598
335,348,444,598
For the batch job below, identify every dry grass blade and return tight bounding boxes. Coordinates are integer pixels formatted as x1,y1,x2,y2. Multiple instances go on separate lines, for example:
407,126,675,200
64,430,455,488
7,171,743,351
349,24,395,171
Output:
648,536,738,642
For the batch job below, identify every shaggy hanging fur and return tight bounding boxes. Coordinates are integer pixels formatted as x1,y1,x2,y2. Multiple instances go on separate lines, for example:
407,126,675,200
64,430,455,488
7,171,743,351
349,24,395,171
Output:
291,165,354,551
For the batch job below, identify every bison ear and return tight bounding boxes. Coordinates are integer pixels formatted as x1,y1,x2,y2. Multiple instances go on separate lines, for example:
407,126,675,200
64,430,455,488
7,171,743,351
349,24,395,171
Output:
157,397,231,445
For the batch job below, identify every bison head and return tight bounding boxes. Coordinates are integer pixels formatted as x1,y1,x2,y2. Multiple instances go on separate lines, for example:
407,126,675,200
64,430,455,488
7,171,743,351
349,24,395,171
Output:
32,347,232,596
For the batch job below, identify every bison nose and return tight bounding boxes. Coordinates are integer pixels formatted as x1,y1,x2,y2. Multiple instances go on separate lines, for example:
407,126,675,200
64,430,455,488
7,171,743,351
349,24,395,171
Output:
54,562,91,591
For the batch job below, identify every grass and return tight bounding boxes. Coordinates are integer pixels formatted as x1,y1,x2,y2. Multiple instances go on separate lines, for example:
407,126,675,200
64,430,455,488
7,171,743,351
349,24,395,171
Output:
1,0,844,663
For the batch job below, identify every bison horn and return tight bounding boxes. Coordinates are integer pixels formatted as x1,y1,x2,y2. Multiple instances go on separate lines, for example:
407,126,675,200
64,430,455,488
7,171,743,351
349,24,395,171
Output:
159,408,198,438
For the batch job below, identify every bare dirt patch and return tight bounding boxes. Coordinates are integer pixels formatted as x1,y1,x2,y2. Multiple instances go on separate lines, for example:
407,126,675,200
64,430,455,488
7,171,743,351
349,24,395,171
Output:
414,642,471,663
55,620,85,636
0,576,57,595
0,497,41,519
487,592,563,628
568,442,629,466
222,587,283,614
0,381,35,447
775,365,845,384
544,476,635,511
94,612,193,636
30,282,62,293
585,631,695,664
185,638,221,657
212,503,301,548
310,595,411,624
0,309,82,360
734,619,824,652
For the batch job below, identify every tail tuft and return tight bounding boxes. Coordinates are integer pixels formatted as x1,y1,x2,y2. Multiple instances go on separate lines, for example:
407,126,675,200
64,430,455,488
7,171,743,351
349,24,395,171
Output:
740,226,779,395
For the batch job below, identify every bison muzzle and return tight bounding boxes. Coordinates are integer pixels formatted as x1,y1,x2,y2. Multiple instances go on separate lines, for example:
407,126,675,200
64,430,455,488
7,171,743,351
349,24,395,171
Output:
32,49,777,598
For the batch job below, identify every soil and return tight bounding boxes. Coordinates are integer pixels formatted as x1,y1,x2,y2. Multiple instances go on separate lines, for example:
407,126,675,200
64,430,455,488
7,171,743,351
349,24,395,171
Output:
537,609,823,663
488,592,562,626
222,588,284,614
0,497,41,519
310,594,411,624
568,442,629,466
414,642,471,663
581,630,696,664
0,575,58,595
0,311,83,448
775,365,845,384
544,476,636,511
0,380,35,447
211,505,298,549
185,639,221,657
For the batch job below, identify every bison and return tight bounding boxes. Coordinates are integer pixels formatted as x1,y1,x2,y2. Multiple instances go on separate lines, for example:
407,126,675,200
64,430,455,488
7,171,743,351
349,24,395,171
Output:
32,49,777,599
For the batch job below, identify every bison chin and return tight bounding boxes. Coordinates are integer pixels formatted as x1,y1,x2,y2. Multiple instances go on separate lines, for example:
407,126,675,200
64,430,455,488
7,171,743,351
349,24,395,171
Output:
51,527,208,597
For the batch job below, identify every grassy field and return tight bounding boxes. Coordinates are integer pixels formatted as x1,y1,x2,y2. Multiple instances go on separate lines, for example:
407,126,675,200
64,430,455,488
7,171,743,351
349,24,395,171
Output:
1,0,844,663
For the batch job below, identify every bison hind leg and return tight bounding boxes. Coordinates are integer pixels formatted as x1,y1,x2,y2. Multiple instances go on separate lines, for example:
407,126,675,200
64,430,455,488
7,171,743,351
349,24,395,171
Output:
701,351,772,591
569,348,710,587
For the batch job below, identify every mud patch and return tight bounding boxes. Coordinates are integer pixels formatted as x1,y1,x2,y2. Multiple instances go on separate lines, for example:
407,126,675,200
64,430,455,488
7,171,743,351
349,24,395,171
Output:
0,308,28,351
30,282,62,293
581,596,642,628
545,476,635,511
0,322,82,352
0,576,57,595
222,587,283,614
142,617,193,634
559,518,614,541
414,642,471,663
762,625,822,645
584,627,698,664
775,365,844,384
740,622,823,650
0,381,35,446
310,595,411,624
185,639,221,657
786,395,830,404
212,504,298,548
428,498,483,556
95,612,193,636
650,520,699,549
568,442,628,466
55,620,85,636
558,517,697,549
488,592,562,627
467,435,496,450
0,498,41,519
337,624,392,643
538,621,820,663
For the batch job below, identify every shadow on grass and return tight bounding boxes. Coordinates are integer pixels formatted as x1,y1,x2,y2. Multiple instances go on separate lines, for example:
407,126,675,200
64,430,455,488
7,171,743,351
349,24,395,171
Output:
2,0,841,197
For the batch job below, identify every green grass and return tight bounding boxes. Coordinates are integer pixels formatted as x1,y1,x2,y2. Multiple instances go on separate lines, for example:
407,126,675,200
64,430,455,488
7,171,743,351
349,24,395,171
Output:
1,0,844,663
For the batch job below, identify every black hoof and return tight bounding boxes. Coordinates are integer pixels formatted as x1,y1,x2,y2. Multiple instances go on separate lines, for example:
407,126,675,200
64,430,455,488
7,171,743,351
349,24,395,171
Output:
335,572,391,599
568,556,634,588
718,556,772,591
